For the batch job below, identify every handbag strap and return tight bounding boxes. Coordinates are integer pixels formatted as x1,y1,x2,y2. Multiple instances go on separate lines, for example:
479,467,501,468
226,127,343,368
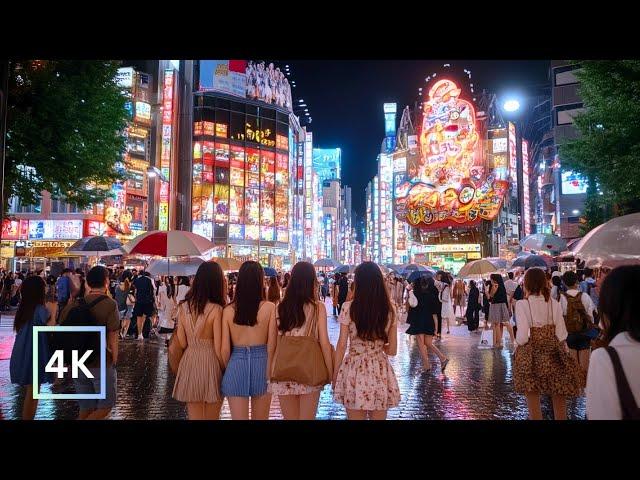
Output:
303,301,319,339
605,346,639,419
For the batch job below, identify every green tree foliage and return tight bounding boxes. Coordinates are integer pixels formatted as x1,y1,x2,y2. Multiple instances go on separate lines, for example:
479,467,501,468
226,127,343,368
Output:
560,61,640,228
5,60,127,212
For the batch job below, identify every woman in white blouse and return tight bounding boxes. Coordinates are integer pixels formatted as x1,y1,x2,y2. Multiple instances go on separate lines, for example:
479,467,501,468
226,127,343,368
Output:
586,266,640,420
513,268,584,420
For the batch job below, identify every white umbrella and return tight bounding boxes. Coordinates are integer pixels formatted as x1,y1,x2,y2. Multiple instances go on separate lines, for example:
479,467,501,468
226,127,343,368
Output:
520,233,567,253
147,257,204,276
458,259,498,278
574,213,640,265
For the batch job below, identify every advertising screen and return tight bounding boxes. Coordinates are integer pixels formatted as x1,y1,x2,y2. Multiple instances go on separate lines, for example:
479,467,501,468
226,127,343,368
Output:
395,78,509,229
261,193,274,226
245,189,260,225
215,142,229,166
245,225,259,240
246,149,260,189
561,170,588,195
2,219,28,240
229,224,245,240
28,220,83,240
229,186,244,223
199,60,247,98
214,184,229,222
277,227,288,243
192,220,213,240
84,221,106,237
134,101,151,122
312,148,341,181
275,195,287,227
260,226,274,241
522,140,531,235
260,151,275,190
126,195,146,232
508,122,518,195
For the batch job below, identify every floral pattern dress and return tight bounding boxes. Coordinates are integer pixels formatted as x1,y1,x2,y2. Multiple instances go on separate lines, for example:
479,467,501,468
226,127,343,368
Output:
333,301,400,411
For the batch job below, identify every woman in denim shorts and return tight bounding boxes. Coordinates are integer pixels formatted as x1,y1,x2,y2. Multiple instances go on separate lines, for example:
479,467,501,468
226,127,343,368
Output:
221,261,277,420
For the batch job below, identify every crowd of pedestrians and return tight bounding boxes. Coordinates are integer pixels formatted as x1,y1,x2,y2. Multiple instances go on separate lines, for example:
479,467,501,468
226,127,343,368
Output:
5,258,639,420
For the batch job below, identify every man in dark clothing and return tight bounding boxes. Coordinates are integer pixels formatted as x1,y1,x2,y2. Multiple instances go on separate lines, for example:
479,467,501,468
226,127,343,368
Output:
337,274,349,315
132,271,156,340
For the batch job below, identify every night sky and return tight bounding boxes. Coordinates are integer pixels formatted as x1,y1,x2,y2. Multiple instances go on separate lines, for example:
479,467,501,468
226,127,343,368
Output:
282,60,550,224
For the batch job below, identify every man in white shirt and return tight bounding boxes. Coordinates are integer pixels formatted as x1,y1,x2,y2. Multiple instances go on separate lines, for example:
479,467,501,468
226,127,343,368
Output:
560,270,595,373
504,272,518,316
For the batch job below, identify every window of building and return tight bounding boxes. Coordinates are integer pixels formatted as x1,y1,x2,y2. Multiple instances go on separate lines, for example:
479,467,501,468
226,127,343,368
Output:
567,216,581,224
556,107,585,126
230,100,246,113
554,65,581,86
8,196,42,214
51,198,80,214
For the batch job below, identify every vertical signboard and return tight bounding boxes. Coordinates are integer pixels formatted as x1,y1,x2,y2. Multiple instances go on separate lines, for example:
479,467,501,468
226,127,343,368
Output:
508,122,518,192
159,69,174,231
522,140,531,235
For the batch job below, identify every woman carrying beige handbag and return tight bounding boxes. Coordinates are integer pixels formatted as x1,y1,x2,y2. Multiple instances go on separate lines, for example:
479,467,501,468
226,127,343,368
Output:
269,261,334,420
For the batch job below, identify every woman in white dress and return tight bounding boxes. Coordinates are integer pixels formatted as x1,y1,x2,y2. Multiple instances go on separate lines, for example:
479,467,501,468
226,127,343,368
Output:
157,276,175,345
437,273,455,335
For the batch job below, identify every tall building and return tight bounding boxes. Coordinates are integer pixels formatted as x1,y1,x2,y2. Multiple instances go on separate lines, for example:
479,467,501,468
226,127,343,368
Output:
551,61,587,240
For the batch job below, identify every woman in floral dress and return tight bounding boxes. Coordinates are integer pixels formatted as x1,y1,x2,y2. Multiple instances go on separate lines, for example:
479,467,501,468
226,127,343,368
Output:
333,261,400,420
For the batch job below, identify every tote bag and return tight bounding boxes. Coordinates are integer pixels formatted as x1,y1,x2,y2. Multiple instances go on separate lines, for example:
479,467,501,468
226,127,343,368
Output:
270,303,331,386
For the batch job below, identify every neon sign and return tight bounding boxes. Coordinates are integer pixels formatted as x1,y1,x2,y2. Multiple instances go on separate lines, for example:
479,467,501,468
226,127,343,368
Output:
159,69,174,231
395,78,508,229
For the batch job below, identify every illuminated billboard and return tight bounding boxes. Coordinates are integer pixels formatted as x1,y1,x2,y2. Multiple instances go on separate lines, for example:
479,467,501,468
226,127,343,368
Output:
395,79,508,229
312,148,341,181
198,60,292,112
522,140,531,235
561,170,588,195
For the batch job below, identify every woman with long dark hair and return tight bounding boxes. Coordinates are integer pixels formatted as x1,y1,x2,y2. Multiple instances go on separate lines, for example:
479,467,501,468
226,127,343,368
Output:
267,276,281,306
172,261,226,420
488,273,514,348
269,262,333,419
465,280,481,331
406,276,449,372
333,261,400,420
438,272,454,335
221,261,277,420
9,276,53,419
586,265,640,419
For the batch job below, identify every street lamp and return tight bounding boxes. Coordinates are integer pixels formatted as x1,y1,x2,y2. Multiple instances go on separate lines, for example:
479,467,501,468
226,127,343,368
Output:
503,99,521,112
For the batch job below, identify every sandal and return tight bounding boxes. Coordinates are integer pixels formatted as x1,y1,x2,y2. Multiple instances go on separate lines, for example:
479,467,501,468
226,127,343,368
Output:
441,358,450,373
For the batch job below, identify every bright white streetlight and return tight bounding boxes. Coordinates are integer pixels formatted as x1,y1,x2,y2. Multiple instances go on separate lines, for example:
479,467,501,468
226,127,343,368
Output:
572,209,580,215
503,99,521,112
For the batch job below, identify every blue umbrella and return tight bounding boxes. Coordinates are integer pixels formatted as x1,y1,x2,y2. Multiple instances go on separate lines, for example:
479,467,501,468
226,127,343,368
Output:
401,264,433,277
524,254,553,269
334,265,355,274
407,269,435,283
512,256,528,267
263,266,278,277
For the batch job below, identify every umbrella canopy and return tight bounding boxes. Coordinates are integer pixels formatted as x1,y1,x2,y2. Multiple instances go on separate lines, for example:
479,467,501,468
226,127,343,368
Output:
263,266,278,277
407,269,436,283
520,233,567,253
511,256,528,268
378,265,390,275
401,264,436,277
483,257,509,269
122,230,215,257
211,257,243,271
573,213,640,264
334,264,356,274
516,250,532,257
458,259,498,277
314,258,340,268
387,264,405,273
147,257,204,277
67,236,122,254
524,254,555,269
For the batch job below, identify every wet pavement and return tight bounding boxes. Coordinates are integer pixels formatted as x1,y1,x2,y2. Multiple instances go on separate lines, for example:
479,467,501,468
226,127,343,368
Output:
0,303,586,420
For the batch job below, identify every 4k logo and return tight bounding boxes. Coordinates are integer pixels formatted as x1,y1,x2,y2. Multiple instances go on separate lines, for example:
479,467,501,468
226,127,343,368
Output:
32,326,106,400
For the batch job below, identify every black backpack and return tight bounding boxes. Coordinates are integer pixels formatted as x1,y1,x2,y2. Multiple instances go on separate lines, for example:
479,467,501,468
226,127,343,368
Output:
54,296,108,365
513,285,524,301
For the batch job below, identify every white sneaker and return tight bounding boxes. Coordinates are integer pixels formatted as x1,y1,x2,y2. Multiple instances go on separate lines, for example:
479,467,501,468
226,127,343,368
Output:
137,335,144,340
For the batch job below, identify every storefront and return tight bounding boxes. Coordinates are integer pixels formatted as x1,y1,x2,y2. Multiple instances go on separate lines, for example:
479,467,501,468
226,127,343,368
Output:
411,243,482,275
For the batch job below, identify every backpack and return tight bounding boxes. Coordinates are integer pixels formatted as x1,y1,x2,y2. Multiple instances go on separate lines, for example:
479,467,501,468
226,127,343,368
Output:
562,292,590,334
54,296,108,365
513,285,524,301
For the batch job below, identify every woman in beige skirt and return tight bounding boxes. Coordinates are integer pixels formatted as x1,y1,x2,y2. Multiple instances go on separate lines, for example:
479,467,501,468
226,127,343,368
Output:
172,261,227,420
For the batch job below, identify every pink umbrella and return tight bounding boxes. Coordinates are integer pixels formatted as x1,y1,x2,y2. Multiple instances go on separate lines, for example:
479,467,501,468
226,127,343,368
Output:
122,230,215,257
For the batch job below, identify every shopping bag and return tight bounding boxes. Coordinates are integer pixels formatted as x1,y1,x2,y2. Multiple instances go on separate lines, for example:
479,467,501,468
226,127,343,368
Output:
478,328,494,349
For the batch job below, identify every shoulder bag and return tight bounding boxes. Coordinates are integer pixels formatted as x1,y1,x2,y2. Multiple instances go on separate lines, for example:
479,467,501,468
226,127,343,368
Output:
270,302,331,386
168,304,186,374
